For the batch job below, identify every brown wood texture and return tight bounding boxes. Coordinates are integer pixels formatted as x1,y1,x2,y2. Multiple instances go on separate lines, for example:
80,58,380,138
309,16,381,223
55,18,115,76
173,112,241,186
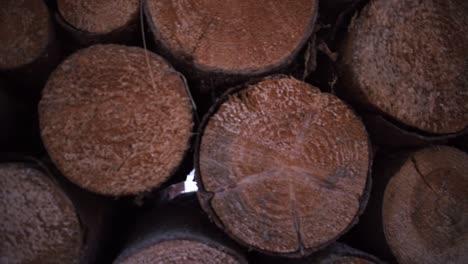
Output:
339,0,468,135
0,0,61,92
144,0,318,95
196,76,371,257
383,146,468,264
0,158,114,264
0,162,82,263
39,44,194,196
114,194,247,264
55,0,140,47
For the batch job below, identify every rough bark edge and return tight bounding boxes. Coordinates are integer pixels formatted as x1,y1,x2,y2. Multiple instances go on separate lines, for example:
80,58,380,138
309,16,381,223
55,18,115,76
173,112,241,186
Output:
54,9,140,47
312,243,384,263
0,154,115,264
143,0,319,94
362,113,467,148
194,75,372,258
114,193,248,264
248,242,385,263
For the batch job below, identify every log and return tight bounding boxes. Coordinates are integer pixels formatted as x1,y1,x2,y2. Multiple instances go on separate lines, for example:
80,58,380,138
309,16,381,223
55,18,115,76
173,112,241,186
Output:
0,162,81,263
308,243,381,264
339,0,468,135
250,243,382,263
196,76,371,257
0,0,60,93
0,159,113,264
113,193,247,264
39,44,194,196
360,113,460,148
338,150,405,263
144,0,318,95
56,0,140,46
382,146,468,264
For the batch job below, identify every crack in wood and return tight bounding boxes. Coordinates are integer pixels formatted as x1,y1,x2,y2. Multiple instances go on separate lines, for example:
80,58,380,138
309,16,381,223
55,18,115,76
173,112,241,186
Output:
191,18,216,55
289,182,305,253
411,156,439,196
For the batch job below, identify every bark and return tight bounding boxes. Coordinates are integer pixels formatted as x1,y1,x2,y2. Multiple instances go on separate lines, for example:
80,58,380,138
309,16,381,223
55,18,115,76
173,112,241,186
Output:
360,113,466,148
250,243,384,263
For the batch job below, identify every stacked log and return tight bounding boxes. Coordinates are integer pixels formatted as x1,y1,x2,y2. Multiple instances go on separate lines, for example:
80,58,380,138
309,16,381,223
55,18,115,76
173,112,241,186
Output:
114,194,247,264
339,0,468,145
0,0,467,263
383,146,468,264
39,44,194,196
144,0,318,101
0,0,60,93
0,160,111,263
196,76,370,257
55,0,140,46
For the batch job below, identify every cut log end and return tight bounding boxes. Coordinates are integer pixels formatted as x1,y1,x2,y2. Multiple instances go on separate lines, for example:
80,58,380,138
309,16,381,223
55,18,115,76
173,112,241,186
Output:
116,239,241,264
39,44,193,196
340,0,468,134
0,163,82,264
197,77,370,256
57,0,139,34
145,0,318,74
383,146,468,264
0,0,50,69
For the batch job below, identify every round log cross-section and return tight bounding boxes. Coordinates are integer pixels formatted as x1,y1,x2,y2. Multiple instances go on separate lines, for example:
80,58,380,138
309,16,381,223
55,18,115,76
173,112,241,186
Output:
340,0,468,134
117,239,242,264
0,163,82,264
57,0,139,34
56,0,139,45
0,0,51,70
114,194,247,264
144,0,318,91
383,146,468,264
39,44,193,196
196,77,370,257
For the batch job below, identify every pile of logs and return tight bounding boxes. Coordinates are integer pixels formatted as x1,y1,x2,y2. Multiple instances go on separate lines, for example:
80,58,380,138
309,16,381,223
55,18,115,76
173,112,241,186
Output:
1,0,467,263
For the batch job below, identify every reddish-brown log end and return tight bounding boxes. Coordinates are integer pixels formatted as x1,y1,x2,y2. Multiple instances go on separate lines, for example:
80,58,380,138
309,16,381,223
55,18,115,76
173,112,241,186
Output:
39,44,193,196
0,163,82,263
145,0,318,74
340,0,468,134
0,0,50,69
115,239,242,264
383,146,468,264
197,77,370,256
57,0,139,34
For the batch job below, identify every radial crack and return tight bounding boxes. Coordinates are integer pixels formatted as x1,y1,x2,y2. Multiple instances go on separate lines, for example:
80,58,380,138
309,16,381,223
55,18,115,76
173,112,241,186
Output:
289,182,304,253
191,18,216,55
411,156,439,196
